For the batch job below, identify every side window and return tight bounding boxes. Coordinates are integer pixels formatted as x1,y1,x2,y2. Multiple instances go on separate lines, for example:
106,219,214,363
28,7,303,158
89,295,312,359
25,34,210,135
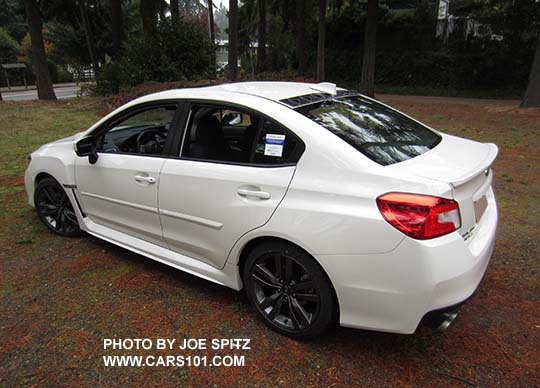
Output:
253,120,302,165
182,105,260,164
97,105,177,156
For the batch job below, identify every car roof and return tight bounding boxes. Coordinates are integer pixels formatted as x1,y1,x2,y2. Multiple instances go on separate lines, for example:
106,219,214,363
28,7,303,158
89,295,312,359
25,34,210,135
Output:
204,82,330,101
135,81,347,107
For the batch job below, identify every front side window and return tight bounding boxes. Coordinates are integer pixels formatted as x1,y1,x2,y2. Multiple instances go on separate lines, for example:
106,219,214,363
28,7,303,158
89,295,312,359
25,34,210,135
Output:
299,96,440,165
97,104,177,155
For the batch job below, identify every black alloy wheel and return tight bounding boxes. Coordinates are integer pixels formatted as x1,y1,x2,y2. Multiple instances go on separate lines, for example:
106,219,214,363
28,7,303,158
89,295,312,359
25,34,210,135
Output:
244,242,336,339
35,178,82,237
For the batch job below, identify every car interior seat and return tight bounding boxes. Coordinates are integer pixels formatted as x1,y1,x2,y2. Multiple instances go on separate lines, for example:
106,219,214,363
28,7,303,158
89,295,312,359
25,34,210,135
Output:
189,115,230,161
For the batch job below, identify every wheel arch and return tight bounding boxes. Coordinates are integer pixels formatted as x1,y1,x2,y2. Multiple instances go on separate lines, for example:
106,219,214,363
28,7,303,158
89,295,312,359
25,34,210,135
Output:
35,172,57,185
235,235,340,319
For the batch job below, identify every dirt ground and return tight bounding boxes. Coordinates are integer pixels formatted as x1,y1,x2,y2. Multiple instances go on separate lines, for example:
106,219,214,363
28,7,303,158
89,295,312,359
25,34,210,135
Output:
0,95,539,388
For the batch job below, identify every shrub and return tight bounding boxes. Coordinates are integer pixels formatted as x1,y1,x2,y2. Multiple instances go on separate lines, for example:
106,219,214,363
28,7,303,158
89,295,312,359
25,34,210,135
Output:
96,17,215,95
0,27,20,63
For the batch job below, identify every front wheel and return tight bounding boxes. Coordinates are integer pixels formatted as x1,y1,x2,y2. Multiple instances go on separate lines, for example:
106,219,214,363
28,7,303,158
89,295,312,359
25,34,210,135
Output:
34,177,82,237
243,241,336,339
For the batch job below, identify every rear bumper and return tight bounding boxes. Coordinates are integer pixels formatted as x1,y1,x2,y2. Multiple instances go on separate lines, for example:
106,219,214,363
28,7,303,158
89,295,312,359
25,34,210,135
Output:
317,188,498,334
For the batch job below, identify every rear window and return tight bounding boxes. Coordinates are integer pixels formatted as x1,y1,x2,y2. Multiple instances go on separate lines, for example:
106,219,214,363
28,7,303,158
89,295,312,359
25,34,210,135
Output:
298,96,441,166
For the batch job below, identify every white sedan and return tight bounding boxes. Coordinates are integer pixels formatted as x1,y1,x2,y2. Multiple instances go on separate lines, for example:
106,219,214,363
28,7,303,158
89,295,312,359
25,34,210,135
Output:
25,82,498,338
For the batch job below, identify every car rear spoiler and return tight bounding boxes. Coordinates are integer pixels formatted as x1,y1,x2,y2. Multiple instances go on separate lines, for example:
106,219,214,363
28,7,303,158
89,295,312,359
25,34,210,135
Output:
450,143,499,187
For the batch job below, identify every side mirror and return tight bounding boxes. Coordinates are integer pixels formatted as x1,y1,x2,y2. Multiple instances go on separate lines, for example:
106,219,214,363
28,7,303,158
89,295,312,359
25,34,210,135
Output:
75,136,98,164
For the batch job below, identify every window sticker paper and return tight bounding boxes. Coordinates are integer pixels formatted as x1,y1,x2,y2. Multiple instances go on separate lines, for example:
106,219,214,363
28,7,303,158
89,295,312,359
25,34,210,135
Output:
264,134,285,157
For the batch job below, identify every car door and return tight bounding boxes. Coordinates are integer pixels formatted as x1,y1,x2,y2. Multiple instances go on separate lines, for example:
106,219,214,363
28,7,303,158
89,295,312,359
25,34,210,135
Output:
158,103,305,269
75,102,181,247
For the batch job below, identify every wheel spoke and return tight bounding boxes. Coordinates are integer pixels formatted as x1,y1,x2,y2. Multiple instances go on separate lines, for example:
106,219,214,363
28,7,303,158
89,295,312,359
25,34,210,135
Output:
64,208,78,225
274,255,283,280
39,202,58,216
291,280,315,291
291,297,312,326
268,294,284,321
57,212,66,233
42,188,57,204
295,292,319,302
252,273,280,289
259,292,280,310
254,263,280,286
284,258,293,282
287,297,301,329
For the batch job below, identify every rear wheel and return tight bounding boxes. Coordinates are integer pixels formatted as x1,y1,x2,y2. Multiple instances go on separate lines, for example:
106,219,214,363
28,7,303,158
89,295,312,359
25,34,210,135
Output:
243,241,336,339
34,178,82,237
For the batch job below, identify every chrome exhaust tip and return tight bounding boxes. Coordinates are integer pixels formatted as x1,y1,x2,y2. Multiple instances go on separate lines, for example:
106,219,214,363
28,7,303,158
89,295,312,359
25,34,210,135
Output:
438,312,458,331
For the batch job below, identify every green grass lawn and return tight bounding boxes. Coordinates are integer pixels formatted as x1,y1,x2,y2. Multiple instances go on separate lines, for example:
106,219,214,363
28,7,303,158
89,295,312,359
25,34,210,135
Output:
0,98,101,178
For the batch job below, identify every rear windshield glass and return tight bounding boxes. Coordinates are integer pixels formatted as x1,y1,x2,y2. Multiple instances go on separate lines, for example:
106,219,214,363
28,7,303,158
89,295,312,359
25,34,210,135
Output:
298,96,441,166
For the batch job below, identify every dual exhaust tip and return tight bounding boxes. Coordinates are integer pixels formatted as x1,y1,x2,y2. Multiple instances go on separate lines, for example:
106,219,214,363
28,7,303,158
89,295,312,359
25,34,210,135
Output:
437,312,458,331
421,308,459,331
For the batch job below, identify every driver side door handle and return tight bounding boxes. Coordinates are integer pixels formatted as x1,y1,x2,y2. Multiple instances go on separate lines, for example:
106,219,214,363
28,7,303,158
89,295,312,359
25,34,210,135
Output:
134,175,156,184
237,188,271,200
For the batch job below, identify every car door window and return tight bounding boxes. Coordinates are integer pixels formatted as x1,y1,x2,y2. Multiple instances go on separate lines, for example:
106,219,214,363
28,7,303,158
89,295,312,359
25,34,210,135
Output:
97,104,177,155
252,119,303,165
181,105,260,164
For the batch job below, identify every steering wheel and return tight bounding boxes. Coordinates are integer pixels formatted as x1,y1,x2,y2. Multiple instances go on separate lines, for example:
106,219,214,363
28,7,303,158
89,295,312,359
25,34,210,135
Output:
136,130,166,154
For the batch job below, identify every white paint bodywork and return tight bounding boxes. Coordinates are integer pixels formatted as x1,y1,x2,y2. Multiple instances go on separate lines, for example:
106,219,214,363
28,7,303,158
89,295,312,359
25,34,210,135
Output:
25,82,498,334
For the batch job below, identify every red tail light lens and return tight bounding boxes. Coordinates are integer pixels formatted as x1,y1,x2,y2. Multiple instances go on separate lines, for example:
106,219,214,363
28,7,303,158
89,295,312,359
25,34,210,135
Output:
376,193,461,240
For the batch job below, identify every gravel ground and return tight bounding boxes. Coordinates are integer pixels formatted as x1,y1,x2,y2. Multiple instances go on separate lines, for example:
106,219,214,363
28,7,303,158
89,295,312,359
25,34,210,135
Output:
0,96,539,387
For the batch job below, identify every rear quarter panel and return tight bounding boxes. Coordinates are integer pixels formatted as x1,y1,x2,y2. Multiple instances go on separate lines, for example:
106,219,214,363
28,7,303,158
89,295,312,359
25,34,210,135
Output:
226,123,454,263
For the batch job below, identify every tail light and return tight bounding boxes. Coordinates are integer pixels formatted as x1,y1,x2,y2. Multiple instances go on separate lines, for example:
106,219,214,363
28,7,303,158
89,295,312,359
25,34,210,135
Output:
376,193,461,240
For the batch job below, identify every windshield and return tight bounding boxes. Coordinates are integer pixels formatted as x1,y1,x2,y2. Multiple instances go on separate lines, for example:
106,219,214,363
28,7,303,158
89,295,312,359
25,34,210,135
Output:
299,96,441,165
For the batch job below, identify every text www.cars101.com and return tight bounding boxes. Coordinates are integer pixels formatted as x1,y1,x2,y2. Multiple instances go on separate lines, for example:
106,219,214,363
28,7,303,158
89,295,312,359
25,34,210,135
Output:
103,354,245,367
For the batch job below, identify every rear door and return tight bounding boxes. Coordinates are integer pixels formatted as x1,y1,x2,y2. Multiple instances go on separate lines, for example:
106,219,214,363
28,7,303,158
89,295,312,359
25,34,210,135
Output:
158,103,304,269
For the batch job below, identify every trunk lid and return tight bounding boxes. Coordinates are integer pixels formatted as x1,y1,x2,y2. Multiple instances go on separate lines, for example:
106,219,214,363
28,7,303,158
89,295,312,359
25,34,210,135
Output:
389,134,498,238
390,133,498,187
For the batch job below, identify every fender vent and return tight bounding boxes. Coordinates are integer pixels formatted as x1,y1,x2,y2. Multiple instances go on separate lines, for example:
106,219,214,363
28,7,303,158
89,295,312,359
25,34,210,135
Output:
71,189,87,218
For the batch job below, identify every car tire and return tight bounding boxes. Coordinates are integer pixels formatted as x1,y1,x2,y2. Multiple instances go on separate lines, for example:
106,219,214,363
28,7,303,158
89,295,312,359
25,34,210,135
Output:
34,177,83,237
243,241,336,339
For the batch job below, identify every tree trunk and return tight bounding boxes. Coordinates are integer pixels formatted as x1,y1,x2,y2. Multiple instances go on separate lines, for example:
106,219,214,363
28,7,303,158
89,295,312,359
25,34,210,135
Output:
109,0,125,55
170,0,180,24
79,0,100,74
296,0,306,75
228,0,238,81
316,0,326,82
158,0,166,20
140,0,158,37
23,0,56,100
208,0,215,43
256,0,266,73
521,34,540,108
360,0,378,98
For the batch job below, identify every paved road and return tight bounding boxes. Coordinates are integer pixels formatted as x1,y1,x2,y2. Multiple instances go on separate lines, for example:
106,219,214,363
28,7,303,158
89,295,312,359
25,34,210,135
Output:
1,85,81,101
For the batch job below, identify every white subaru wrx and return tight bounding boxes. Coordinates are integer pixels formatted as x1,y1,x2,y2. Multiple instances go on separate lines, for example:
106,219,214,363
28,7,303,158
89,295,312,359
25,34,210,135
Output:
25,82,498,338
